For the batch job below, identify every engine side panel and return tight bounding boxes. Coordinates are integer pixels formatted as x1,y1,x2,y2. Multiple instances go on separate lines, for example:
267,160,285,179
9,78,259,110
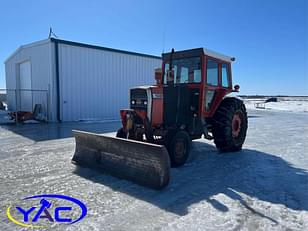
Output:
163,85,194,126
151,87,163,126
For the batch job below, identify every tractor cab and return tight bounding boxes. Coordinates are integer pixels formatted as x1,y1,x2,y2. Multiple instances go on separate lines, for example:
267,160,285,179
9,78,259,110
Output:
158,48,236,127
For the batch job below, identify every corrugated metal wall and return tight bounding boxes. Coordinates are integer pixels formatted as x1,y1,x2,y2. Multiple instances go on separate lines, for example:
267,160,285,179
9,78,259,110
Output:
58,44,161,121
5,40,55,121
5,39,161,122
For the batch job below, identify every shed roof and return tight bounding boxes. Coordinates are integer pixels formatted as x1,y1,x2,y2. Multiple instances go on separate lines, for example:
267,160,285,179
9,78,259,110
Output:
50,38,161,59
5,38,161,63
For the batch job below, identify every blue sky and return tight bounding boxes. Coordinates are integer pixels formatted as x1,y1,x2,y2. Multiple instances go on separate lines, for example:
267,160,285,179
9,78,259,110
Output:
0,0,307,95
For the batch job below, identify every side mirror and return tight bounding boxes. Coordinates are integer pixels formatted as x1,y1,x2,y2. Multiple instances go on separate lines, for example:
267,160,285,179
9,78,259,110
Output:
233,84,240,92
154,68,162,85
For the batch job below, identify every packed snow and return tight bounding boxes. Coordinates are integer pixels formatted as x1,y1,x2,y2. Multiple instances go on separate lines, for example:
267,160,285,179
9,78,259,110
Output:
0,100,307,230
243,96,308,113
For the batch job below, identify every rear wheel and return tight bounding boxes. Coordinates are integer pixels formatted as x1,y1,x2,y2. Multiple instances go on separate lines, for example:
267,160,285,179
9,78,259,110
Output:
167,131,191,167
212,97,247,152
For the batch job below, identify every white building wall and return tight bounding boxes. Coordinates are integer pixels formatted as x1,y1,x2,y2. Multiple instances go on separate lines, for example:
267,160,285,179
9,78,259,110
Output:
4,40,56,121
58,44,161,121
5,39,161,122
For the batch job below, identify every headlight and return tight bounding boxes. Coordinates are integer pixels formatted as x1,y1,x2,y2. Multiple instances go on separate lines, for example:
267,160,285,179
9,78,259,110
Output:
131,100,136,105
143,100,148,105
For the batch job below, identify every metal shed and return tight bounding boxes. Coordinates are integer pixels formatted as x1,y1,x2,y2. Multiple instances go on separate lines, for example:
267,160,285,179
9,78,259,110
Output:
5,38,161,122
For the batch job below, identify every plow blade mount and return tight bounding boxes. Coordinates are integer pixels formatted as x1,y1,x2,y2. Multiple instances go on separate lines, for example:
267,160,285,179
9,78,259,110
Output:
72,130,170,190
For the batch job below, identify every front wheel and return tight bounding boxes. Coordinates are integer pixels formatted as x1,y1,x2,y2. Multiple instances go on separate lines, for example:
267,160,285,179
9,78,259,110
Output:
116,127,144,141
116,128,127,138
167,131,191,167
212,97,248,152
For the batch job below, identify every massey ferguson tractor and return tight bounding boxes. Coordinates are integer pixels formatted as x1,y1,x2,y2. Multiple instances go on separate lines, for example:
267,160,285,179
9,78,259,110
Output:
72,48,248,189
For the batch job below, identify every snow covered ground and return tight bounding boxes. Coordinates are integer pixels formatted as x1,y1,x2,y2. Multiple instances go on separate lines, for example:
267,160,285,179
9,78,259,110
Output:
243,96,308,113
0,105,307,230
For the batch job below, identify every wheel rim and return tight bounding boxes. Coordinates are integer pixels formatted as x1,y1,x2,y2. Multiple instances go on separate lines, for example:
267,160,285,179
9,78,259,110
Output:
232,112,242,138
174,139,186,160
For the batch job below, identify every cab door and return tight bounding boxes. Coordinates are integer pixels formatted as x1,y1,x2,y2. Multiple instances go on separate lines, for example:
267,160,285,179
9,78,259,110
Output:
203,58,232,117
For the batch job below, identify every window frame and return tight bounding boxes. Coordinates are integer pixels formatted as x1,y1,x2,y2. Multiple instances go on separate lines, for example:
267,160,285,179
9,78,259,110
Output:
205,58,219,87
163,56,202,85
221,62,231,88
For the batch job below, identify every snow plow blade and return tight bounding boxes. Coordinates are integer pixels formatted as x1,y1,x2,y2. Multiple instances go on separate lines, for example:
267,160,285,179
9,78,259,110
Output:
72,130,170,190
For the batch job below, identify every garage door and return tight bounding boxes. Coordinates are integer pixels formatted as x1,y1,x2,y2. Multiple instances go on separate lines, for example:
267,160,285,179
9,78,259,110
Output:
19,61,32,111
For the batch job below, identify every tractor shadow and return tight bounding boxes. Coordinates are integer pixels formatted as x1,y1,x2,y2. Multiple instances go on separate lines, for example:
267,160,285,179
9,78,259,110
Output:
73,141,308,222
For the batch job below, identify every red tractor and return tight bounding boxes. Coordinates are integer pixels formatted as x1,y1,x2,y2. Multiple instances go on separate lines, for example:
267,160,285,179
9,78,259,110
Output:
116,48,247,167
72,48,248,189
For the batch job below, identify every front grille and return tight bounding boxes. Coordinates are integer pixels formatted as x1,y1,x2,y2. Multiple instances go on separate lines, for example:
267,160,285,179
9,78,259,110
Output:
130,88,147,110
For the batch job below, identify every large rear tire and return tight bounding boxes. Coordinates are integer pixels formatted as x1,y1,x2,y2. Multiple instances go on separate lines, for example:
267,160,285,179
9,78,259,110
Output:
167,131,191,167
212,97,247,152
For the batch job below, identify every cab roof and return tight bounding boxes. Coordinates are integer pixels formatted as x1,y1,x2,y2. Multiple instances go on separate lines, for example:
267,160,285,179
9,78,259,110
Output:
162,48,235,63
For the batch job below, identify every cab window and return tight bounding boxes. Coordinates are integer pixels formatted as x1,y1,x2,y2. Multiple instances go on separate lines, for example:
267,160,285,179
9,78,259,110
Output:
221,64,230,88
206,59,218,86
204,90,216,111
163,57,201,84
164,63,169,84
